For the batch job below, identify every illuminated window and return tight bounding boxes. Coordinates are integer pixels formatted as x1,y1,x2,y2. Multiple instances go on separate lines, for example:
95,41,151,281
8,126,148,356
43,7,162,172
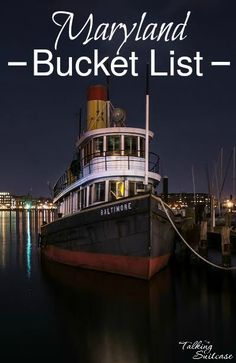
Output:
109,181,125,200
116,182,125,198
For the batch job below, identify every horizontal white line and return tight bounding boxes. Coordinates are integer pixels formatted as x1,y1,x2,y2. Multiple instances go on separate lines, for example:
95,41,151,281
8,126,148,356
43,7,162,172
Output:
154,72,168,76
8,62,28,66
211,61,231,66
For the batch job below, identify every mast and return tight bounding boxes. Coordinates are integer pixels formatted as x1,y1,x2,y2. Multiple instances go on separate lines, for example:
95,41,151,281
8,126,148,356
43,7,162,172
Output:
144,64,150,186
220,147,223,190
233,145,236,201
214,163,221,215
219,147,223,214
206,164,211,196
192,165,196,205
106,61,110,127
210,195,215,231
78,108,82,138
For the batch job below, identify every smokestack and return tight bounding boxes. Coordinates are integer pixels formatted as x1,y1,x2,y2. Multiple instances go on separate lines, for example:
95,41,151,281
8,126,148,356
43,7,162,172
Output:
87,85,107,131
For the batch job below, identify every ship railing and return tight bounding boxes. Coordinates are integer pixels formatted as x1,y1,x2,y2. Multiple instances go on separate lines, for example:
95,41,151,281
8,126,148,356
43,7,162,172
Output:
81,150,159,176
53,151,159,197
82,150,159,168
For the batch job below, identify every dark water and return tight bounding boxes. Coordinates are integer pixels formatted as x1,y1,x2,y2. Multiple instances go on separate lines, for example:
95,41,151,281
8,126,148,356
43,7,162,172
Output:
0,211,236,363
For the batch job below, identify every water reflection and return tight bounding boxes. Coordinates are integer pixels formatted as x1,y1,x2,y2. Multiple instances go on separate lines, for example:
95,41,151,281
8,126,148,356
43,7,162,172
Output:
0,210,54,275
0,210,236,362
26,211,32,278
41,257,236,363
0,211,7,267
41,260,174,363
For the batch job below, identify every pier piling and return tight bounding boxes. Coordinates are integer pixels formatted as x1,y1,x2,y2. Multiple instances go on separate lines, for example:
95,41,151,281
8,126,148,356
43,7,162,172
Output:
221,226,231,267
199,221,208,257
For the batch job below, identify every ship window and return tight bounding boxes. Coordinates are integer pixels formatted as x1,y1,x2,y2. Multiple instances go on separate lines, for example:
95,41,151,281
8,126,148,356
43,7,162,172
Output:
109,181,125,200
129,182,135,197
81,189,84,208
81,188,87,209
77,191,81,210
136,182,145,193
94,182,105,202
124,136,138,156
109,182,116,201
106,136,120,155
84,141,92,165
93,137,103,157
140,138,145,157
89,184,93,205
84,145,87,165
117,182,125,198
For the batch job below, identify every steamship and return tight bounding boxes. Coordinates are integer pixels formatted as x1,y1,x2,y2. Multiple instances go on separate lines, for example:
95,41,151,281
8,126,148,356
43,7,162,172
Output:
41,85,175,279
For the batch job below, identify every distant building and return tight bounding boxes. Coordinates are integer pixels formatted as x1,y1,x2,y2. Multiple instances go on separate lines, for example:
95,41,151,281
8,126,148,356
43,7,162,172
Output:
161,192,211,210
0,192,14,209
158,192,211,221
0,192,55,210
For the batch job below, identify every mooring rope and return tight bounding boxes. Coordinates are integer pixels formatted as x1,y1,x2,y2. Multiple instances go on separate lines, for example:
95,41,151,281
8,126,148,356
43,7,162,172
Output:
158,198,236,271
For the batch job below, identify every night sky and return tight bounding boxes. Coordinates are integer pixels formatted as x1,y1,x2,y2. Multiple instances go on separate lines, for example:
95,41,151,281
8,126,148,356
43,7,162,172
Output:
1,0,235,197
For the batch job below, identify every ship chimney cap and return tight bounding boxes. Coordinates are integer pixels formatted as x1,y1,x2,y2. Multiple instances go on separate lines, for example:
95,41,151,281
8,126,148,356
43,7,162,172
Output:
87,85,107,101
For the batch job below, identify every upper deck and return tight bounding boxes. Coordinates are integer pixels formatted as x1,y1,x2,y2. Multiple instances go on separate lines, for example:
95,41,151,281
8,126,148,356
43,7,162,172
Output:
53,130,160,202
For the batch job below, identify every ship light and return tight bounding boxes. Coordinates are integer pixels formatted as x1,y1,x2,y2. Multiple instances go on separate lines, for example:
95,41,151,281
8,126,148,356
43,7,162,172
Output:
117,182,125,199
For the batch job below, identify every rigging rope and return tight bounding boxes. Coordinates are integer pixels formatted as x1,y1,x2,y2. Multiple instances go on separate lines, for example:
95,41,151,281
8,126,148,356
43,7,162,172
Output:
158,198,236,271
